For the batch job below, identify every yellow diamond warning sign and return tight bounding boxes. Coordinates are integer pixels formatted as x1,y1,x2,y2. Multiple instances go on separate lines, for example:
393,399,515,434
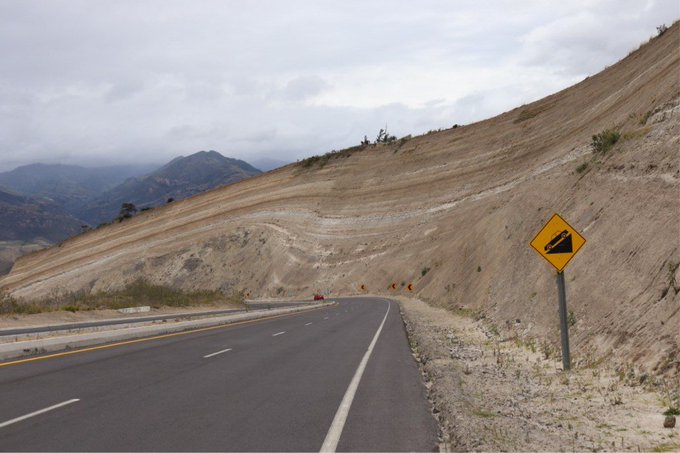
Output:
530,213,586,272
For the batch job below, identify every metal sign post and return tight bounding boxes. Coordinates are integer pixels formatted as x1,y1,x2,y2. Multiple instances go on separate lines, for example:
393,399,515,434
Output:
530,213,585,372
556,271,571,370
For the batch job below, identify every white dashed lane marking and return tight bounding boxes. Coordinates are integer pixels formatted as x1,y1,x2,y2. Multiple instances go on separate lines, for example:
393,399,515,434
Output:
0,399,80,429
203,348,232,358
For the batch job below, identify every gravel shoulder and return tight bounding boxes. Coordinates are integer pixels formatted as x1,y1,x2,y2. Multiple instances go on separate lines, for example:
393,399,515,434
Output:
398,296,680,452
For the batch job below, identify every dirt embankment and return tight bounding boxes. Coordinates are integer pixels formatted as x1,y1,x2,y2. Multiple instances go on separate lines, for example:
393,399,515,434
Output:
399,296,679,452
1,24,679,380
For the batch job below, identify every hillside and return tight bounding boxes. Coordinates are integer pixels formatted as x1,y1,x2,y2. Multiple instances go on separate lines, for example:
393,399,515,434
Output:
2,23,678,378
76,151,261,225
0,187,83,243
0,241,49,276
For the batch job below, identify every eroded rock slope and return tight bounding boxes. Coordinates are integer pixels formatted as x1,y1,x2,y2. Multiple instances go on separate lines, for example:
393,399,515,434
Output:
3,24,679,375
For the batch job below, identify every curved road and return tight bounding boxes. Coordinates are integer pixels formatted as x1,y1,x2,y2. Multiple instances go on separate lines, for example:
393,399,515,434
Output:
0,297,438,451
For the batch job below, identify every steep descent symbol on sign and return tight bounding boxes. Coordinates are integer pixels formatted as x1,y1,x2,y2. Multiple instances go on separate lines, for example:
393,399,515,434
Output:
544,230,573,254
530,213,585,272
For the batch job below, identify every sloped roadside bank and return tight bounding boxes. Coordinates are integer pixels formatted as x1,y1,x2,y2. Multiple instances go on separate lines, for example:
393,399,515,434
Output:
397,296,679,452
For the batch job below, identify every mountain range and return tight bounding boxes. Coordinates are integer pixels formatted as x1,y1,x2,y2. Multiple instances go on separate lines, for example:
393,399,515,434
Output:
0,163,156,211
78,151,261,225
0,188,83,242
0,150,262,244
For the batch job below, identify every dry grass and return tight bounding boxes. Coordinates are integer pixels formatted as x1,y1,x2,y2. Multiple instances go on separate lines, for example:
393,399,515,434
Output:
513,103,552,123
297,145,364,169
591,128,621,153
623,126,653,141
1,279,243,315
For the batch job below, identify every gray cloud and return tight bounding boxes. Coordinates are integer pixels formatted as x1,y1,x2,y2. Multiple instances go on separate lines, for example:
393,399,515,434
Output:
280,76,331,102
0,0,677,170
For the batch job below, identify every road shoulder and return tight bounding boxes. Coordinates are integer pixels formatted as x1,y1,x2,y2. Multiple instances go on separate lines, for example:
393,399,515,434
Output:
397,296,678,452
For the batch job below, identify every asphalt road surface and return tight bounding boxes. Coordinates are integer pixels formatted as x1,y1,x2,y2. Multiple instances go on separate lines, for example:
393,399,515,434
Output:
0,297,438,452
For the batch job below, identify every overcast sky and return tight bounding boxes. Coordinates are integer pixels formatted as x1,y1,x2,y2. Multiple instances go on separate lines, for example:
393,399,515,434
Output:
0,0,677,171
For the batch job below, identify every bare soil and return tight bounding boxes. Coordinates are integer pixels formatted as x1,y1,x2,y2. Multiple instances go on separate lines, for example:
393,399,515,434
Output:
398,296,680,452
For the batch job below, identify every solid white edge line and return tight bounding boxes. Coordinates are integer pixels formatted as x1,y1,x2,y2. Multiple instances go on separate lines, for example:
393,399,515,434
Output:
203,348,232,358
320,299,391,453
0,398,80,429
272,331,286,336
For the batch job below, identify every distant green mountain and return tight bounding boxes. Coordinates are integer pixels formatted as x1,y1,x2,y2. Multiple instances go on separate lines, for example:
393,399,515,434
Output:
0,187,83,242
0,163,157,214
77,151,262,225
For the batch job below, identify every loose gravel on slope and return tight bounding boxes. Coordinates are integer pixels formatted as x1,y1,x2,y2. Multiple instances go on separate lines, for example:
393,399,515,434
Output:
398,296,680,452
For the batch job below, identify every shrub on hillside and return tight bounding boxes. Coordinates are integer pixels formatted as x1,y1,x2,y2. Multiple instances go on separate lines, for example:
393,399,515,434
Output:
375,128,396,144
591,129,620,153
0,294,41,315
117,202,137,222
298,145,364,169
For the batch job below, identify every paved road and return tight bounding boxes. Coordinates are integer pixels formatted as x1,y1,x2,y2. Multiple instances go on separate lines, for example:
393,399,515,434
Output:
0,297,438,451
0,302,312,337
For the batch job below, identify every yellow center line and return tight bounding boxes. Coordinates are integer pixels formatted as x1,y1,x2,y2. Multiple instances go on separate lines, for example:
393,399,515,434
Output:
0,303,335,368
